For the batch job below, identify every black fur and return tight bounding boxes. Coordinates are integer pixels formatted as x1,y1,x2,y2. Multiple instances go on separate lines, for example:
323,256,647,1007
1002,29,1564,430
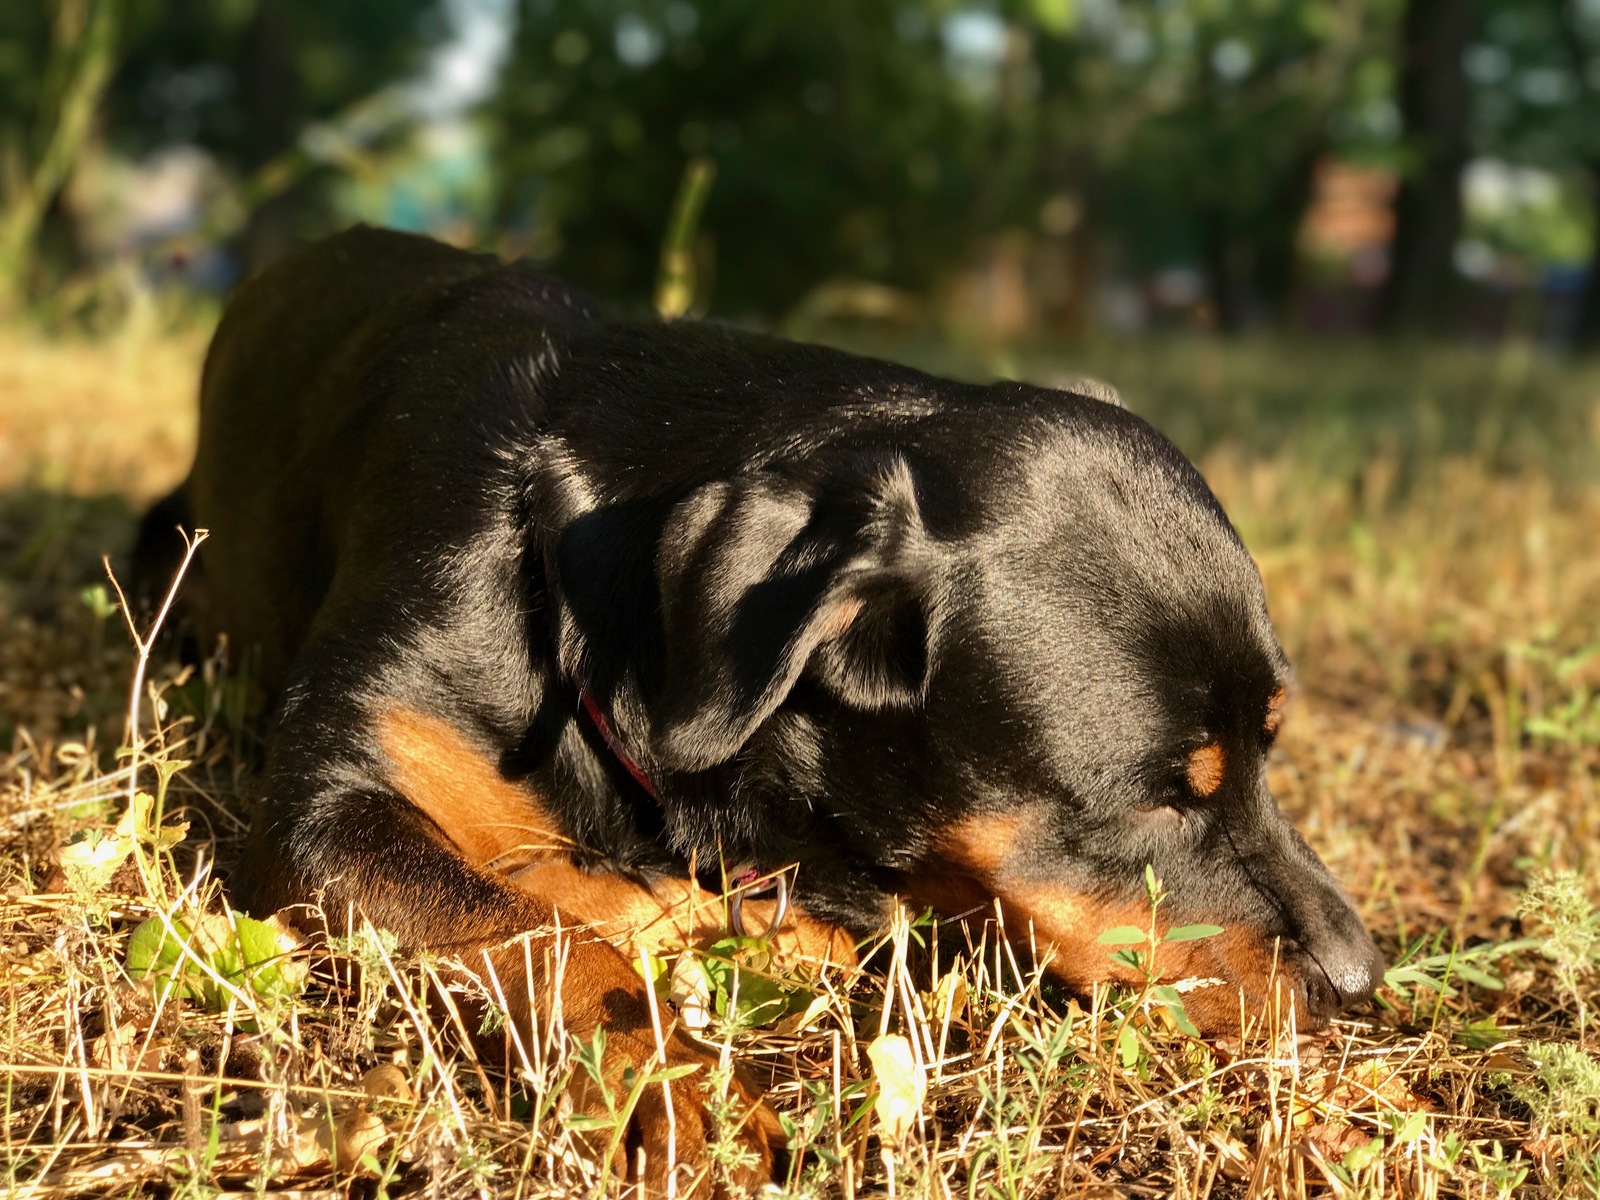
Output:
138,226,1381,1023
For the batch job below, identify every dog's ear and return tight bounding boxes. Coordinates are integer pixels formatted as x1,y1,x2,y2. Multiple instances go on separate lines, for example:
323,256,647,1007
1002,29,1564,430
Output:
652,455,939,771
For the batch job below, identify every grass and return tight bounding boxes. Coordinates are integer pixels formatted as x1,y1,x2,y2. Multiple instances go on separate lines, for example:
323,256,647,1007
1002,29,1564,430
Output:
1,319,1599,1197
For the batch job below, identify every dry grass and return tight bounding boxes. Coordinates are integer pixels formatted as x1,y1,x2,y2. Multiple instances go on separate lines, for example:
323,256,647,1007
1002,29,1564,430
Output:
2,322,1600,1198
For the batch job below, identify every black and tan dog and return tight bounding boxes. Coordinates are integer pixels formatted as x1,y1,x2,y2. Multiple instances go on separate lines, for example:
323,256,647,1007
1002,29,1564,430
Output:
136,226,1381,1192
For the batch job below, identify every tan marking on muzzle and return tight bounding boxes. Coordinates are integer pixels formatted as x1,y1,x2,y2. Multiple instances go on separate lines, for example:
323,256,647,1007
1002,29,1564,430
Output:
1186,741,1226,797
923,811,1314,1033
991,879,1304,1032
938,809,1030,876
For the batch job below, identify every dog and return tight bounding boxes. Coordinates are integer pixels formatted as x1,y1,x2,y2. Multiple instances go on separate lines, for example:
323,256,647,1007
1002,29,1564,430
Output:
136,225,1382,1194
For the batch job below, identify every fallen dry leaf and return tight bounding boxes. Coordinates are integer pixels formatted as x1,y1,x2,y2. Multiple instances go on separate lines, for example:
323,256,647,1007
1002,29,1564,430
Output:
89,1020,165,1073
321,1107,389,1172
866,1033,926,1147
361,1063,413,1104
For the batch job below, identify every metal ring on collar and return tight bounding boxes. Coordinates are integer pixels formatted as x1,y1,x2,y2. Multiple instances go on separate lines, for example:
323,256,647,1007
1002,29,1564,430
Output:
729,871,789,940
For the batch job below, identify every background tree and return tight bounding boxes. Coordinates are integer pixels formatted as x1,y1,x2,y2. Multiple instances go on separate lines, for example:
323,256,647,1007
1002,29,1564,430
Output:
1466,0,1600,346
0,0,120,308
109,0,441,274
491,0,1402,329
1094,0,1395,332
492,0,1024,315
5,0,1597,343
1380,0,1475,334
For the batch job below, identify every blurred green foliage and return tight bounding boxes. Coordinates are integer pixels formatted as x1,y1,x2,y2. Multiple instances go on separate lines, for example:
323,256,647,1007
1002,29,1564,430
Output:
490,0,1407,320
494,0,1007,313
108,0,435,164
1,0,1598,337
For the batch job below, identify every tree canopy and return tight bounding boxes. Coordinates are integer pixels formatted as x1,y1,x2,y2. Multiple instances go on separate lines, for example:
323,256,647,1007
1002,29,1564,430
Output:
1,0,1595,341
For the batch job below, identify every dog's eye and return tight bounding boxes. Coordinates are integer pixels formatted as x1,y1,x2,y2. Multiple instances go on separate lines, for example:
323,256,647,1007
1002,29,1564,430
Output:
1134,800,1184,829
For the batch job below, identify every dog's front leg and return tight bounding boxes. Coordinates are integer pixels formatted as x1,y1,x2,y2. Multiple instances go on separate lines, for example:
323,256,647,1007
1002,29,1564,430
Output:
236,725,778,1197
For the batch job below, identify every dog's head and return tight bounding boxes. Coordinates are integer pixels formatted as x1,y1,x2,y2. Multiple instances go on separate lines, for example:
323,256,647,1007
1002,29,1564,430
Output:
561,384,1380,1031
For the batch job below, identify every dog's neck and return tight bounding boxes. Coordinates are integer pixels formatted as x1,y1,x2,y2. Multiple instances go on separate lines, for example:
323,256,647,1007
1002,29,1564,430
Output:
578,688,660,801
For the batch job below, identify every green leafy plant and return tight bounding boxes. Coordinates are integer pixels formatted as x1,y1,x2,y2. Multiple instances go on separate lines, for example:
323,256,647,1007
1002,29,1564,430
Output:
1322,1130,1384,1190
125,910,306,1010
676,934,817,1031
1487,1040,1600,1192
1512,1041,1600,1139
700,1059,766,1187
565,1026,700,1179
1382,929,1540,1004
1467,1139,1531,1199
968,1012,1084,1198
58,788,188,904
1095,865,1224,1038
777,1077,855,1196
1519,642,1600,746
1423,1129,1468,1173
78,582,118,660
1518,868,1600,1031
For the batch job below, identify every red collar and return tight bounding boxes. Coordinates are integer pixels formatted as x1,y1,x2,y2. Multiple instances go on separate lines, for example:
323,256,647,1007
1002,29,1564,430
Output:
577,690,765,897
579,690,661,801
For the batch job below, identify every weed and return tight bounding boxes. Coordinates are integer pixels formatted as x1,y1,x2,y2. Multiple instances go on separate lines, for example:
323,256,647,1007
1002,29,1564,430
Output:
1095,864,1223,1038
1467,1139,1532,1198
1514,1041,1600,1138
1519,868,1600,1035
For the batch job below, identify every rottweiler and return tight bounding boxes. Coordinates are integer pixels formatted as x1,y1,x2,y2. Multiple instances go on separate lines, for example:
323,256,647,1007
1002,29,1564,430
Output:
136,225,1382,1194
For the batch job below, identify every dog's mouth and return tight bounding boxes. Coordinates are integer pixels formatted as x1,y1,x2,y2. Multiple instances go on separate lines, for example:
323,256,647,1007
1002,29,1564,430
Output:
891,809,1381,1034
899,867,1334,1031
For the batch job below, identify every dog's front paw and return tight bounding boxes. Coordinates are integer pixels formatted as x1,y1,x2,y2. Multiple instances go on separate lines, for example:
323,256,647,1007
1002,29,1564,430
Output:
567,1024,780,1198
482,934,779,1196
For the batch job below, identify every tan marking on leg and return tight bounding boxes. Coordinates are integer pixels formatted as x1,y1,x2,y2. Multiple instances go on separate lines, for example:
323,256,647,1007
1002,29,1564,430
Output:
375,704,568,870
1265,685,1289,735
935,810,1030,876
375,705,856,976
508,860,694,949
475,930,776,1194
508,861,856,968
351,708,781,1189
1186,741,1226,797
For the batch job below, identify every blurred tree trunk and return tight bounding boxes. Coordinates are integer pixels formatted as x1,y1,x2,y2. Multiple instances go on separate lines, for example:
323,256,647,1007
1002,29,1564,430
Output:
1257,145,1324,329
0,0,119,310
1202,166,1318,337
234,0,306,278
1574,162,1600,351
1380,0,1475,336
1201,225,1255,335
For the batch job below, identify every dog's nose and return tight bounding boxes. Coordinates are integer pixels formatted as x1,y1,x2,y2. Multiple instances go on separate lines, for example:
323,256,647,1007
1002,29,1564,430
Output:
1311,933,1385,1010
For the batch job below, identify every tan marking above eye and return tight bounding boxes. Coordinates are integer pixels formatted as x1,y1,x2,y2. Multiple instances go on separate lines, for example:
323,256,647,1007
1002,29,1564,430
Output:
1186,741,1226,797
1265,686,1289,735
